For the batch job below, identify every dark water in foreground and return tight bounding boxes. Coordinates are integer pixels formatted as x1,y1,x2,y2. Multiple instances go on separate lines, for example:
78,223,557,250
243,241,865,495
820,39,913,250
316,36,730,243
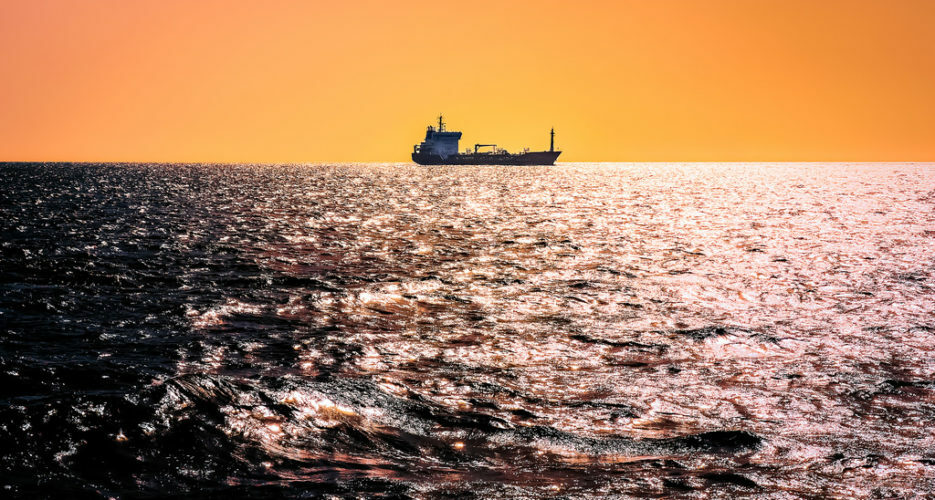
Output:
1,162,934,497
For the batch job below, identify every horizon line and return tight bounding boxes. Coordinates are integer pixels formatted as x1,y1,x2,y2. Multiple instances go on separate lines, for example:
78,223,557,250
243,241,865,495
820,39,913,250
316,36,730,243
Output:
2,160,934,165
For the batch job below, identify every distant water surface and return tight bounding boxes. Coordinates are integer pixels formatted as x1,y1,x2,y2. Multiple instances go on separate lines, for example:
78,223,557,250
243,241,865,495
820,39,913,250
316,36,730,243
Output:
1,162,934,497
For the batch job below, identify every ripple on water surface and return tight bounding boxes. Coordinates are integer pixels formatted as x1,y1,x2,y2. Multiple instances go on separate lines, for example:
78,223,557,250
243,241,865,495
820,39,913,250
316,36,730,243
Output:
1,162,934,497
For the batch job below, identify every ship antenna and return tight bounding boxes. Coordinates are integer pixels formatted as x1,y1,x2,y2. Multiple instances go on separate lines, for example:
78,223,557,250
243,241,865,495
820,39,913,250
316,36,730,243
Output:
438,114,444,132
550,128,555,152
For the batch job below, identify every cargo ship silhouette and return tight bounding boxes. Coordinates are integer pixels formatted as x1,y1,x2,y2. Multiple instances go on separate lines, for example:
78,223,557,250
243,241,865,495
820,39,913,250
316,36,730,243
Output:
412,115,561,165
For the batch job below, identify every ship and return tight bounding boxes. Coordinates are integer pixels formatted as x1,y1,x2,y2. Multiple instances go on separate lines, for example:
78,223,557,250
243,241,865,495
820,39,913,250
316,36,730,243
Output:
412,115,561,165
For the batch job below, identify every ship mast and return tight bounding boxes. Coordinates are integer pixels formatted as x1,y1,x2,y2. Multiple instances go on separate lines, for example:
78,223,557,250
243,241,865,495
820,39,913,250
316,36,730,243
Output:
550,128,555,152
438,114,445,132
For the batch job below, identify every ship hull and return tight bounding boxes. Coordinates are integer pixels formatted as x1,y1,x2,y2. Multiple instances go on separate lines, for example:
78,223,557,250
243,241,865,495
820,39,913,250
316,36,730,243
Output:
412,151,561,166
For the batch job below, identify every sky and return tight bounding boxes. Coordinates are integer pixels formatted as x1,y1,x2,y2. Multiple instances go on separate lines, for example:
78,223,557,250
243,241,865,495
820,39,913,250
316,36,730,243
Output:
1,0,934,162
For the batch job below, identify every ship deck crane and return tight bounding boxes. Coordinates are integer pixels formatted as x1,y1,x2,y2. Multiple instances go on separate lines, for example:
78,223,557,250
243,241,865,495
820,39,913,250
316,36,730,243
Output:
474,144,497,153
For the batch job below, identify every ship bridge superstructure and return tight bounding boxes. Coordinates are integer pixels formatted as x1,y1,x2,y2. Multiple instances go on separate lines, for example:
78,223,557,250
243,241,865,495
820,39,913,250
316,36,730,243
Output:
413,115,462,160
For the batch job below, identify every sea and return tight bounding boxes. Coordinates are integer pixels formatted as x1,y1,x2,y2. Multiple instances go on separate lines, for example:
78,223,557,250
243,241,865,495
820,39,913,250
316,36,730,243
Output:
1,162,934,497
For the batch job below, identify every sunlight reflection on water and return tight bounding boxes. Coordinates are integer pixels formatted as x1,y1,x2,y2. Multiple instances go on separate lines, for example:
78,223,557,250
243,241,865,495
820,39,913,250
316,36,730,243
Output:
1,162,934,496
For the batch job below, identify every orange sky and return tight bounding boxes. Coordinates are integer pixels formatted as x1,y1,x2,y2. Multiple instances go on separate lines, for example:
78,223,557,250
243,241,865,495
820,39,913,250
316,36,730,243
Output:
1,0,934,162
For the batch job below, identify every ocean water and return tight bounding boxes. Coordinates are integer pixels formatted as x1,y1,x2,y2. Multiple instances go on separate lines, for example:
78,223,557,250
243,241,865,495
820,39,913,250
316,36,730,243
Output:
1,162,934,497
